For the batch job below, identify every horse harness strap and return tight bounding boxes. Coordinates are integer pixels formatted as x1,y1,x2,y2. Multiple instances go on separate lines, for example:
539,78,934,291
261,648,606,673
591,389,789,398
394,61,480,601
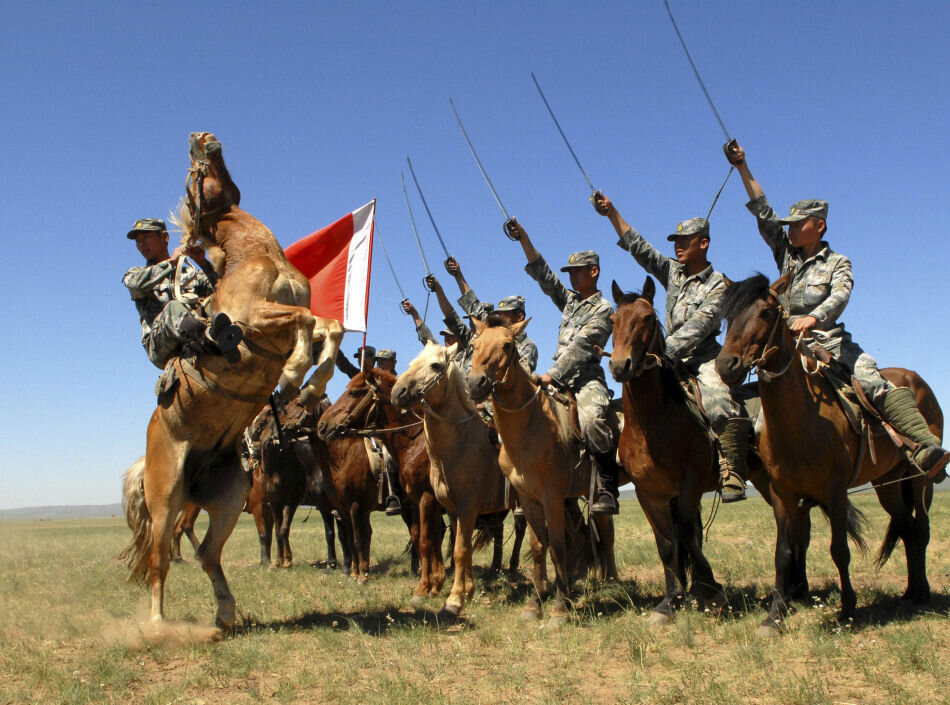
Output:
240,335,291,362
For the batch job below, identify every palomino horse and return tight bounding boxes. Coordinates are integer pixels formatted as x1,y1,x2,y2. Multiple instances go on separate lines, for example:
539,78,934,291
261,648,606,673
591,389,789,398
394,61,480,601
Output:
467,318,619,626
120,133,343,630
717,273,939,634
610,277,766,623
318,369,446,599
392,341,517,617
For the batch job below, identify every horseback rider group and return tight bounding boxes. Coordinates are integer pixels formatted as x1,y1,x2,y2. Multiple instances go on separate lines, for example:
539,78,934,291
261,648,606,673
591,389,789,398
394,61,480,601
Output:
124,141,948,519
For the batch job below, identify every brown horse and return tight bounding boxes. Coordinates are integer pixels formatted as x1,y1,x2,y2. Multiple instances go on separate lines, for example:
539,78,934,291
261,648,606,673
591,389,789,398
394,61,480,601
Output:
120,133,343,630
467,318,619,626
716,273,939,634
318,368,446,599
171,502,201,562
610,277,767,623
392,341,519,616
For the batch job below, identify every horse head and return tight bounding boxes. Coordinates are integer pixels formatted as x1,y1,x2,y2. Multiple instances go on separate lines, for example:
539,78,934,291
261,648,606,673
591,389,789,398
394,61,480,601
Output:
609,276,663,383
317,368,398,441
466,316,530,403
392,341,460,409
182,132,242,245
716,273,792,386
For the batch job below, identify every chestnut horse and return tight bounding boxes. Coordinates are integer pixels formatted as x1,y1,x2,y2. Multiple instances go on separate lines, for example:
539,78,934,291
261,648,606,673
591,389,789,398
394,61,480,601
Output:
610,277,767,623
120,133,343,630
467,318,619,626
318,368,446,599
392,342,523,617
717,274,939,634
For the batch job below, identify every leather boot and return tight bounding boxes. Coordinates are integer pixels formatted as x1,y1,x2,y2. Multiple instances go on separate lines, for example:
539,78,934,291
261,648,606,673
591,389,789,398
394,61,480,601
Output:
385,465,402,516
208,312,244,362
590,451,620,515
882,387,950,481
719,417,752,503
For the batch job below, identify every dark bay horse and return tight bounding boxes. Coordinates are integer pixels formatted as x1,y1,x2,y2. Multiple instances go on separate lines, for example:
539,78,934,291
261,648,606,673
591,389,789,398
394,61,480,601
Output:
716,273,939,634
467,318,620,626
610,277,766,623
120,133,343,630
392,342,522,617
318,369,445,597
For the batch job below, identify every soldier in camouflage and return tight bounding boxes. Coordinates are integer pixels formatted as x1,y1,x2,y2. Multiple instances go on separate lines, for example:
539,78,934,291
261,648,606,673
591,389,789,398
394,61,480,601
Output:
123,217,242,369
505,218,621,514
445,256,538,373
374,349,398,375
335,345,376,379
593,193,752,502
725,142,949,480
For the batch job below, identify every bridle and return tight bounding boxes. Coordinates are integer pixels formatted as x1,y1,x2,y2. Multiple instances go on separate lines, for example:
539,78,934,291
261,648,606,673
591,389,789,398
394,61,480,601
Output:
185,153,234,239
485,335,541,412
413,356,479,425
743,288,807,383
329,377,422,438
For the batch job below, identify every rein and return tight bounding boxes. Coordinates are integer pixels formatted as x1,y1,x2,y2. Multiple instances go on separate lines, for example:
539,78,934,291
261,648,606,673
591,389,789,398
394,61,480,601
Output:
489,343,541,412
331,381,424,438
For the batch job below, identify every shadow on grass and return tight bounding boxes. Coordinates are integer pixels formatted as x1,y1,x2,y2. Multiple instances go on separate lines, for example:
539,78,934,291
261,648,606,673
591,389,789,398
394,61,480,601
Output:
232,604,471,637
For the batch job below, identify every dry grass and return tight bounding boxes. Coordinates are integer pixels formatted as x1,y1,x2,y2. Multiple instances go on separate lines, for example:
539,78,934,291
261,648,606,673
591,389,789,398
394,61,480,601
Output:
2,492,950,704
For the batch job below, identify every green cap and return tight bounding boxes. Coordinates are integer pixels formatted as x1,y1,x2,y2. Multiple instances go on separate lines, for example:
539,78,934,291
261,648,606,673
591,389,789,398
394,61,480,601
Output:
375,348,396,361
779,199,828,224
127,217,167,239
560,250,599,271
666,217,709,241
496,295,525,313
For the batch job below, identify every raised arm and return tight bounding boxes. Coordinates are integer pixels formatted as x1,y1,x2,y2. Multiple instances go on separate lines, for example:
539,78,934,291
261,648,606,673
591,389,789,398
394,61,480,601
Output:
593,192,672,288
725,141,788,271
402,299,437,345
507,218,570,312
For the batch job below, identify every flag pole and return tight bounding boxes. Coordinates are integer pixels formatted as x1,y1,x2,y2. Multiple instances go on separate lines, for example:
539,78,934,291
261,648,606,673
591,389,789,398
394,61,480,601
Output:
360,199,377,365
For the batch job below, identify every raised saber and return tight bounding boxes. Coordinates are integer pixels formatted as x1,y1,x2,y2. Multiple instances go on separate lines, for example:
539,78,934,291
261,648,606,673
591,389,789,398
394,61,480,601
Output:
663,0,731,142
531,71,597,195
401,171,434,291
376,230,411,315
449,98,511,222
405,156,452,266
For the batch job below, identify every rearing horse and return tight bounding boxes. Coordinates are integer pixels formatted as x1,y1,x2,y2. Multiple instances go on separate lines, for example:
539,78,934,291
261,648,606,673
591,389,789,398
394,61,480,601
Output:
467,318,619,626
717,273,938,634
610,277,765,623
120,133,343,630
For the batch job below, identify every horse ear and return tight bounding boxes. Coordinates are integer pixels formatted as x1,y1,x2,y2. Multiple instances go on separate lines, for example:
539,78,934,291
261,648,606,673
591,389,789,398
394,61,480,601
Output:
445,342,459,359
611,280,624,304
643,276,656,303
771,272,792,297
511,317,530,337
472,317,487,335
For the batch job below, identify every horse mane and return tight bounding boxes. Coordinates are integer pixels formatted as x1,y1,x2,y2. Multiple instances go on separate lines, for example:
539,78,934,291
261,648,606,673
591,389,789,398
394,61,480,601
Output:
351,368,398,388
719,273,771,325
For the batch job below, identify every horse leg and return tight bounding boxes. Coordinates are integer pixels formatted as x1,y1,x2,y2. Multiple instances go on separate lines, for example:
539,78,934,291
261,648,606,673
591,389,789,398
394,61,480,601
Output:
300,317,343,405
591,514,617,581
541,493,570,626
520,500,548,620
489,514,504,574
678,500,724,612
420,492,445,596
788,506,811,600
320,508,338,569
142,441,187,623
443,511,477,617
508,512,527,574
350,505,372,581
278,504,297,568
761,497,798,635
191,458,248,630
827,494,856,622
637,494,684,624
257,501,274,567
245,301,316,393
874,476,931,604
336,511,354,575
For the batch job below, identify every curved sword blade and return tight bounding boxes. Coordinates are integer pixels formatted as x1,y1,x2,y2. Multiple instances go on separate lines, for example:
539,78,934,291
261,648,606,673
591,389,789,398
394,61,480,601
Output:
449,98,510,221
406,157,451,260
531,72,596,194
377,230,407,301
401,171,431,275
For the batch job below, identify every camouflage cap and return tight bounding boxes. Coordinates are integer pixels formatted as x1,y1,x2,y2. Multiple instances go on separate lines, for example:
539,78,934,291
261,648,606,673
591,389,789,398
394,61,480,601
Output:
354,345,376,360
666,217,710,241
126,217,167,239
496,295,526,313
439,329,456,338
559,250,600,271
374,348,397,361
779,199,828,224
463,303,493,319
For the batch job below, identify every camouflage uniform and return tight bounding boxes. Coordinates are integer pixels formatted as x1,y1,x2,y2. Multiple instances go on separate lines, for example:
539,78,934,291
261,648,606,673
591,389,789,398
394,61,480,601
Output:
618,219,739,432
457,291,539,373
525,253,614,454
747,195,890,404
123,253,217,370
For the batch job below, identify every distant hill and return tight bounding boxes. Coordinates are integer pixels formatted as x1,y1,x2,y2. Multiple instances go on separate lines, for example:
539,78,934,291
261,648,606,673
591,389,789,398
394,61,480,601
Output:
0,504,124,521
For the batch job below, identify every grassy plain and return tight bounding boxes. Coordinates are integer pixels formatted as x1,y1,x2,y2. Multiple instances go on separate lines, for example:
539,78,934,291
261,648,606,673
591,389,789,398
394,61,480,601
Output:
2,492,950,705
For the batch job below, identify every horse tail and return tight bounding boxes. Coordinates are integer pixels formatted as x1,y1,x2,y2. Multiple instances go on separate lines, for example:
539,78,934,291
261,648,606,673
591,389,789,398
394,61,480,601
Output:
845,500,868,553
564,499,598,580
874,516,903,569
118,456,153,585
472,527,493,553
472,511,506,553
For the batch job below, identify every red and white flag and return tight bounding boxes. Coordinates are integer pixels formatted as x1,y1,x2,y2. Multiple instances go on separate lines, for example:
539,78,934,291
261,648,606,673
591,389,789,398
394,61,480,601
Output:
285,199,375,332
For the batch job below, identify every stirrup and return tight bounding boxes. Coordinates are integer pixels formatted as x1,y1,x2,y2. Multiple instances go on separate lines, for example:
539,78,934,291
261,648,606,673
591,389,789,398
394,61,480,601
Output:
720,472,747,503
914,444,950,482
385,496,402,516
590,491,619,515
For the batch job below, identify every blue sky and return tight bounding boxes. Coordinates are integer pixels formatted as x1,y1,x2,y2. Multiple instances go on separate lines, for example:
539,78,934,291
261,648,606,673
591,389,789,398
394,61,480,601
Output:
1,1,948,509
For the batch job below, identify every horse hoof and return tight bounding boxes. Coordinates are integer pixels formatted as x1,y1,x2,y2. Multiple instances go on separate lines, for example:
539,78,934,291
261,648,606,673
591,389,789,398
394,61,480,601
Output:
410,594,426,608
756,622,781,638
438,605,461,622
441,601,462,617
648,611,673,626
520,607,542,622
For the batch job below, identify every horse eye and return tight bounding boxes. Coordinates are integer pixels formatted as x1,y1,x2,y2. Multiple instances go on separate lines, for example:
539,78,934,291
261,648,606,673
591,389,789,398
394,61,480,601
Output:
430,363,444,373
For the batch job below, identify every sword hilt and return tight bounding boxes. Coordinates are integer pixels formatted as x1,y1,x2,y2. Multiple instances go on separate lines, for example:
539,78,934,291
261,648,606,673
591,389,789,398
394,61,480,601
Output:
503,218,522,241
424,274,438,292
399,298,411,316
723,139,744,166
